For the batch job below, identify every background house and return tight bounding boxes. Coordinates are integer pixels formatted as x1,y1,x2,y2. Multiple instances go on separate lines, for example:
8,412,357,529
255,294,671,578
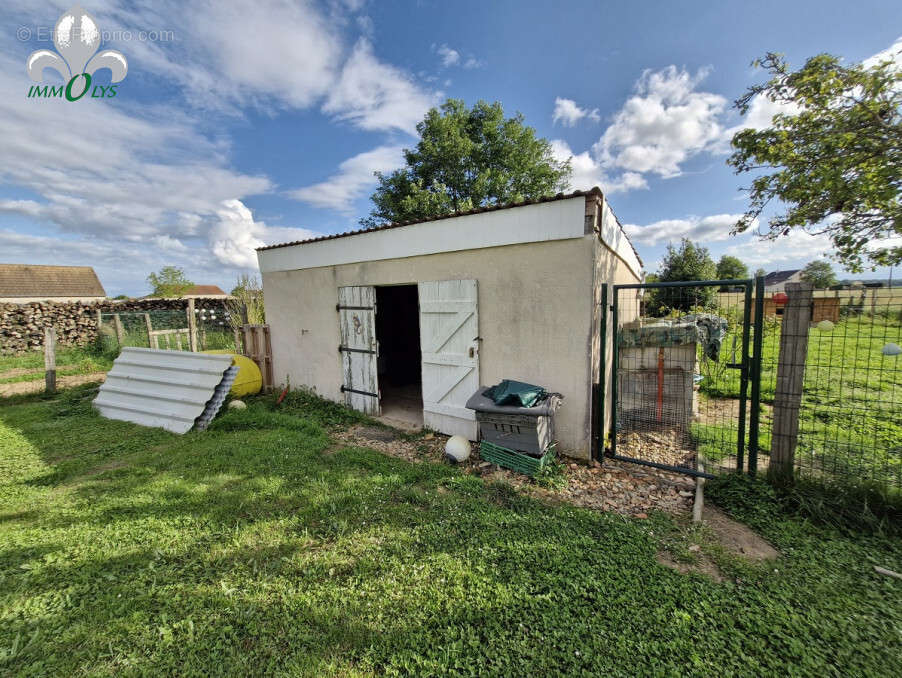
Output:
141,285,231,300
182,285,229,299
0,263,106,303
257,188,642,459
763,269,803,293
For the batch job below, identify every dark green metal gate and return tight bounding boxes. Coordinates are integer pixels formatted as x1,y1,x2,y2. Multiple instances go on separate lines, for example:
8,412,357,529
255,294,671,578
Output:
603,278,763,478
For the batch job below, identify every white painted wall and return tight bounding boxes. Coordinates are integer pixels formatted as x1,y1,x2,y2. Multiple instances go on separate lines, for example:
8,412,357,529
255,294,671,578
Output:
259,194,644,459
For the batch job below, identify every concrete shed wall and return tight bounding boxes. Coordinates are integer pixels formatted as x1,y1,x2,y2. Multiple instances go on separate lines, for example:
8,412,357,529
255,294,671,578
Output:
587,197,643,456
263,235,603,457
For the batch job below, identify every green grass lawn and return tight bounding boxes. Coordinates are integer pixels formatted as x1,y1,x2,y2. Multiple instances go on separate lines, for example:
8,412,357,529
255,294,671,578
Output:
0,328,236,386
1,387,901,676
0,346,112,385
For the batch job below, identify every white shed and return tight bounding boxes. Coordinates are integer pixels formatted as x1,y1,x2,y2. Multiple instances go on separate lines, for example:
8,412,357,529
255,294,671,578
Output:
257,188,642,459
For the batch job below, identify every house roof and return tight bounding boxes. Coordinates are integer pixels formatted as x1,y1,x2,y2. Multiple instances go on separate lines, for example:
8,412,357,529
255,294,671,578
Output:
763,269,801,286
0,263,106,298
258,187,639,264
184,285,227,296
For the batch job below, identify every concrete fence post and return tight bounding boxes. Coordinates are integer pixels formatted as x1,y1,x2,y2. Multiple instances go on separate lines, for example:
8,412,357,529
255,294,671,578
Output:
769,282,814,483
44,326,56,393
113,314,125,345
187,299,198,352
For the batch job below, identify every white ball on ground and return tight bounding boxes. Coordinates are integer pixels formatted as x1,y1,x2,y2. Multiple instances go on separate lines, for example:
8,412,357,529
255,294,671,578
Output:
444,435,471,463
816,320,835,331
228,399,247,410
882,342,901,356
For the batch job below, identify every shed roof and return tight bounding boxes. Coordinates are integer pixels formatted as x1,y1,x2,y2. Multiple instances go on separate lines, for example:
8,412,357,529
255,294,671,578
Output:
763,269,801,286
0,263,106,298
258,187,634,254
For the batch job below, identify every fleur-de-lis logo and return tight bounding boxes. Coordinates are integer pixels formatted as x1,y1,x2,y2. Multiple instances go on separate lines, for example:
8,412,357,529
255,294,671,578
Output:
26,5,127,83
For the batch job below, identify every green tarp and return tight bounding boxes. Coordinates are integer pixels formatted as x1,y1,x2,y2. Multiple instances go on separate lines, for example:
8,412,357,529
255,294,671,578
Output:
484,379,547,408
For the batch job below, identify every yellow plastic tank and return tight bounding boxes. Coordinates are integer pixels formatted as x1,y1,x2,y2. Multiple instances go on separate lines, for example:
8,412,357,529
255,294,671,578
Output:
203,350,262,396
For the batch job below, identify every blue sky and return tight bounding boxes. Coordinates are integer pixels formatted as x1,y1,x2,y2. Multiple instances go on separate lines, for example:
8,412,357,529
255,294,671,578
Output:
1,1,900,296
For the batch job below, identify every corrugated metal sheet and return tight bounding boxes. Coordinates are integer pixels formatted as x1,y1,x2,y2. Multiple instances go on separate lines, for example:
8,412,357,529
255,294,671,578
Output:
94,347,234,433
195,365,239,431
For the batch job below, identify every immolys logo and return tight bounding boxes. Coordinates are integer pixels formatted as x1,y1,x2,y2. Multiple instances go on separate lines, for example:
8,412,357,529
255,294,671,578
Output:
26,5,127,101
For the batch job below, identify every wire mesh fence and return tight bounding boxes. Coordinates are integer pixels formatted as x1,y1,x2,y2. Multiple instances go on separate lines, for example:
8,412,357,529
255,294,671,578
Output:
611,280,754,477
97,307,238,354
758,285,902,492
610,278,902,496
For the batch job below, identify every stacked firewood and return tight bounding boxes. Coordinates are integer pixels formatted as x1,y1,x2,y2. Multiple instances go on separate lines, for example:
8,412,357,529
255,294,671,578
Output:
0,299,229,354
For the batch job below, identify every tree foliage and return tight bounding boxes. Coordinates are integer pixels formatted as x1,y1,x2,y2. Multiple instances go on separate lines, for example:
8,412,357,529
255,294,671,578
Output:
227,274,265,330
716,255,750,283
647,238,718,314
147,266,193,298
800,260,838,288
363,99,571,226
728,51,902,272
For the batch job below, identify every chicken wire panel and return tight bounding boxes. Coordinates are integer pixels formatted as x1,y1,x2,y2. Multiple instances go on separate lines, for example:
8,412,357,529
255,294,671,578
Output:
611,280,754,477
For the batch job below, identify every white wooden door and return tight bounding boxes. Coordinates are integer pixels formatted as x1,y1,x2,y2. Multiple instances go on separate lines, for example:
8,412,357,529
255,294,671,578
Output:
338,286,380,415
418,279,479,439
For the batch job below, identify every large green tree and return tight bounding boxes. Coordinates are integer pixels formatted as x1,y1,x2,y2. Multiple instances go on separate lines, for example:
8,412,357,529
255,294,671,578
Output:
800,260,838,288
647,238,718,314
728,51,902,272
147,266,193,298
363,99,571,226
715,255,750,286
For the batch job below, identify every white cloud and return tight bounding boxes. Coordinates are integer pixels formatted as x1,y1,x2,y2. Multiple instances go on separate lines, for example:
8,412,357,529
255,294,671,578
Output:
289,145,405,213
323,39,438,134
209,200,267,268
594,66,726,178
552,97,600,127
153,235,188,252
722,230,833,267
623,213,752,246
551,140,647,194
433,44,482,69
862,35,902,69
436,44,460,67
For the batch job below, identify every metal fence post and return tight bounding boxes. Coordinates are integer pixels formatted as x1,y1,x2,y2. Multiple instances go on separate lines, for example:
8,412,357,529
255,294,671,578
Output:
769,282,814,483
735,279,753,473
597,283,608,462
747,276,766,475
609,289,619,458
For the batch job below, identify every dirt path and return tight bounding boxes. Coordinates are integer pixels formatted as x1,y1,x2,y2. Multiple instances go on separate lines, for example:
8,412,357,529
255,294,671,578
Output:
0,372,106,397
0,366,45,380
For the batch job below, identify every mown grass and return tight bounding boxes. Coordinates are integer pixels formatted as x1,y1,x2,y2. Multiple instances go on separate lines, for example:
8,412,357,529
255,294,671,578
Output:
1,386,901,676
0,346,112,384
0,327,236,386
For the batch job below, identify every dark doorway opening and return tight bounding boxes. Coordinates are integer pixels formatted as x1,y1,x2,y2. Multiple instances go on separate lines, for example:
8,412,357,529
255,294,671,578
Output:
375,285,423,427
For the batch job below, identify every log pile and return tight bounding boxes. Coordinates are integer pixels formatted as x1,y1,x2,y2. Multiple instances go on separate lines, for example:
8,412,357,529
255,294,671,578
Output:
0,299,230,354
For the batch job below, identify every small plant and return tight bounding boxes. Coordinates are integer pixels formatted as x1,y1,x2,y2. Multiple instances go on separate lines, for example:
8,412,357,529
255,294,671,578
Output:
534,450,568,490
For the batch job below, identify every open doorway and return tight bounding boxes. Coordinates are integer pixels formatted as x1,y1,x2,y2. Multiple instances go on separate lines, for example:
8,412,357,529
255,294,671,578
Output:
375,284,423,428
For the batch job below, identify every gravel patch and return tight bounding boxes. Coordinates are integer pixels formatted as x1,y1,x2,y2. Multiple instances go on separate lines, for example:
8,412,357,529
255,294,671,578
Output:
335,424,695,517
